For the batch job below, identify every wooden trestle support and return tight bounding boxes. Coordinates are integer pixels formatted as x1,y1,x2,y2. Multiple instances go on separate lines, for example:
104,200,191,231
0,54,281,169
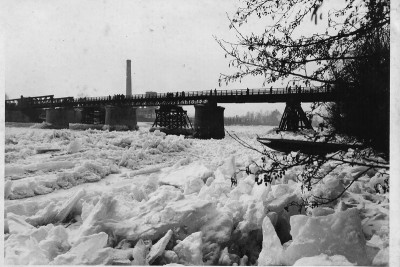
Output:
152,105,192,131
81,108,105,125
278,101,313,131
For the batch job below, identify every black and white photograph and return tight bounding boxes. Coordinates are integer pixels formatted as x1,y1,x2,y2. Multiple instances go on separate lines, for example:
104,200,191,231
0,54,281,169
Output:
2,0,397,265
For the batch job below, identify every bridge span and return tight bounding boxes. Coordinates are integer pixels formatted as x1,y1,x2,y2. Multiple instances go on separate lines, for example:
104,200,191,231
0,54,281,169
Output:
6,86,335,109
5,86,337,139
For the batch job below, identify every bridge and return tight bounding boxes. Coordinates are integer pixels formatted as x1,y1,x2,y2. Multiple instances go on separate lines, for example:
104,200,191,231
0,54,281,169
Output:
6,86,335,109
5,59,339,138
5,85,337,139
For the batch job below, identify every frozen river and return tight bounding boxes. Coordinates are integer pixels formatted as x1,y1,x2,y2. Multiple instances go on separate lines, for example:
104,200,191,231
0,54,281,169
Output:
3,123,389,265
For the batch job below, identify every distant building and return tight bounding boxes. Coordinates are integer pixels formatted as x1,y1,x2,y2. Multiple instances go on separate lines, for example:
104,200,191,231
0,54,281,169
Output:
145,91,157,98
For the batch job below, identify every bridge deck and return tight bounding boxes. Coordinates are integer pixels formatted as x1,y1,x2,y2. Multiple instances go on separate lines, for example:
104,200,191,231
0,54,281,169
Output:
5,86,337,109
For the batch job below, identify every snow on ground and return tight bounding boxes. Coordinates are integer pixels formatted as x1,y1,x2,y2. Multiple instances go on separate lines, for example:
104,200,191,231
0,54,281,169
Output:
3,123,389,265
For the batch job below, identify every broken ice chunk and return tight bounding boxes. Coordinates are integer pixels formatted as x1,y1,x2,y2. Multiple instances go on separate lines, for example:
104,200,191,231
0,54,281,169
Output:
219,155,236,178
283,208,370,265
131,239,149,265
163,250,179,264
201,210,233,244
257,216,283,266
311,207,335,217
6,213,35,234
54,188,86,222
173,231,203,265
5,224,69,265
4,180,12,199
372,247,389,266
38,225,71,261
25,202,58,227
184,176,205,195
266,192,299,212
51,232,109,265
147,229,173,264
236,200,265,234
218,247,240,265
67,139,81,153
75,194,116,240
293,253,354,265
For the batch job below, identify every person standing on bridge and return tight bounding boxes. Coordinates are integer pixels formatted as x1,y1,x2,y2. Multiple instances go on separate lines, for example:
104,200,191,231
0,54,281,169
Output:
270,86,272,94
214,88,217,95
182,91,185,97
246,88,249,95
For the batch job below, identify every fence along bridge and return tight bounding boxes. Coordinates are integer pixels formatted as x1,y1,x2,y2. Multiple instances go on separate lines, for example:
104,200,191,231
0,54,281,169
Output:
6,86,334,108
5,86,337,139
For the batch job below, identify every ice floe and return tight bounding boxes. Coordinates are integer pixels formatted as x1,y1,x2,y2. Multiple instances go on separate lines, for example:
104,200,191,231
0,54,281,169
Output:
3,125,390,265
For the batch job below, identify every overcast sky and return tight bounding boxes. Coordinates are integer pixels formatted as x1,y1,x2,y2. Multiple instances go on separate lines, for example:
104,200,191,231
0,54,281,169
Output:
3,0,338,116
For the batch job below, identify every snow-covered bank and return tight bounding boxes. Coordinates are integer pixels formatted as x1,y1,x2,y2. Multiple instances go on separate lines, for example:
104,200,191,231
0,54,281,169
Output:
4,125,389,265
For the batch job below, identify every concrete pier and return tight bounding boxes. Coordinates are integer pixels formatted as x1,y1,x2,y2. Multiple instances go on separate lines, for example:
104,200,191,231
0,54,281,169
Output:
45,108,73,129
194,103,225,139
5,110,32,123
5,108,43,123
104,106,137,130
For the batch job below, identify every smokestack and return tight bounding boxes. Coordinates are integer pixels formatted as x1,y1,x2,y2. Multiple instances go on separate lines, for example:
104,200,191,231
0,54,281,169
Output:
126,59,132,97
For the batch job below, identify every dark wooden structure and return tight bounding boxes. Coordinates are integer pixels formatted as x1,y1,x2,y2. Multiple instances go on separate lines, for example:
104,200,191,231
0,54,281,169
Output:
278,101,312,131
152,105,192,130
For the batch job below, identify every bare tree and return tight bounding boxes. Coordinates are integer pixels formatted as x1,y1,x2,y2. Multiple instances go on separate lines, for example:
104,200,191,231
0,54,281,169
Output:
216,0,389,87
219,1,390,205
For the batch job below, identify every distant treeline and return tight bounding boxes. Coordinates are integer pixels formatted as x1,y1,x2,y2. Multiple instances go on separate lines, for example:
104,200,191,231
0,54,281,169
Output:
224,110,281,126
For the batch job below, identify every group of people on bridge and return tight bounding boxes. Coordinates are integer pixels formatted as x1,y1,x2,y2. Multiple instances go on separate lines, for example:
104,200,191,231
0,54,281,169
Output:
59,83,334,104
109,94,126,101
166,91,187,98
286,85,303,94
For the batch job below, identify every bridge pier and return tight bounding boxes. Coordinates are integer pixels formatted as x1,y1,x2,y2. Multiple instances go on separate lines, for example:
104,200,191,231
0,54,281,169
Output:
194,103,225,139
5,108,43,123
5,110,32,123
104,105,137,130
45,108,74,129
278,101,313,131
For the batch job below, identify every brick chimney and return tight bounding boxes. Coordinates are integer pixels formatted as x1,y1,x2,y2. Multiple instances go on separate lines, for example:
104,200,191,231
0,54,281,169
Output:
126,59,132,97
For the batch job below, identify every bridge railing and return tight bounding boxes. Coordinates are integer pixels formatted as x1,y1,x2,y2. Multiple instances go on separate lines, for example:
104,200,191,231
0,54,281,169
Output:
6,85,333,108
72,85,331,102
